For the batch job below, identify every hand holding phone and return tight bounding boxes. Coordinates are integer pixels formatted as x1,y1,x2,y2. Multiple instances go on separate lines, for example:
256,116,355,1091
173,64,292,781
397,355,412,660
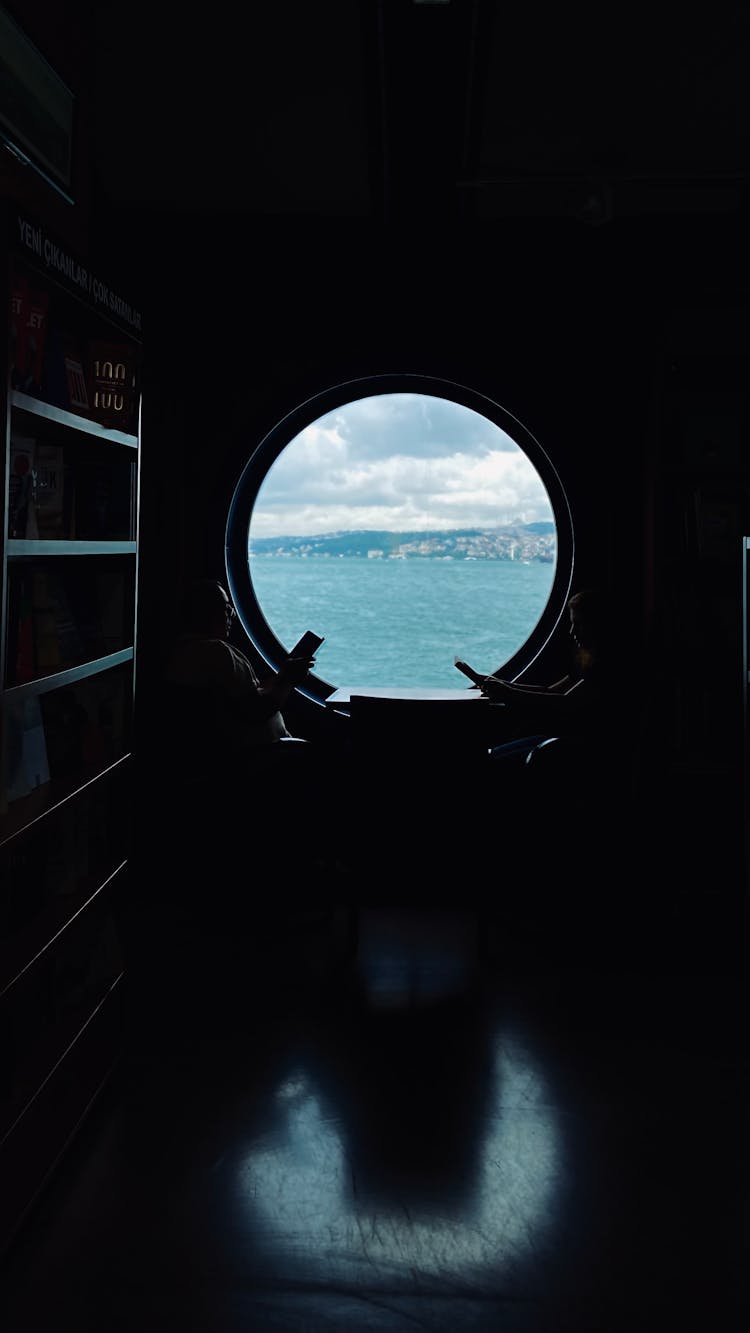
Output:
454,656,484,686
289,630,325,659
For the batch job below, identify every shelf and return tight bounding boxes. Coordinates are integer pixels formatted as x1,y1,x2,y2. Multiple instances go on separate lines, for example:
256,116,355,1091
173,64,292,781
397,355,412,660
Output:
7,541,136,556
1,876,124,1138
4,647,133,700
0,970,123,1147
0,974,122,1256
1,216,138,1253
0,860,127,1000
11,390,138,447
0,752,131,849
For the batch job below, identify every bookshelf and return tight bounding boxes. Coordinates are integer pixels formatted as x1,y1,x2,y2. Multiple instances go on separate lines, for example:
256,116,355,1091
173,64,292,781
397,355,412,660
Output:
0,206,141,1251
648,335,748,781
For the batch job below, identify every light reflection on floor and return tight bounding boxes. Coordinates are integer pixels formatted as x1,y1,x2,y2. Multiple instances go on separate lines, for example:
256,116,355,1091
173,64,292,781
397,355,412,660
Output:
237,1035,562,1285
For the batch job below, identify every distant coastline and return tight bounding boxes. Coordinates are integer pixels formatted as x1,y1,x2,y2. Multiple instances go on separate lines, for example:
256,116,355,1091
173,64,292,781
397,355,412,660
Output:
250,523,556,562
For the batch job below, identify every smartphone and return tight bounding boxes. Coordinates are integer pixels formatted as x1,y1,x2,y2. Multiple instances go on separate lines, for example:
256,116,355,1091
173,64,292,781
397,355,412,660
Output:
454,656,483,685
289,630,325,658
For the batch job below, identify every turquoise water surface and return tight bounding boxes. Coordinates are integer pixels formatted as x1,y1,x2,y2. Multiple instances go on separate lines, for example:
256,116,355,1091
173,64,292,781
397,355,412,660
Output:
248,556,556,690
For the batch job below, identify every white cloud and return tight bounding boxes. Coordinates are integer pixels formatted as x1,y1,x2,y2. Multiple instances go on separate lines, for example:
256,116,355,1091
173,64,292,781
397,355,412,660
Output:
250,393,553,536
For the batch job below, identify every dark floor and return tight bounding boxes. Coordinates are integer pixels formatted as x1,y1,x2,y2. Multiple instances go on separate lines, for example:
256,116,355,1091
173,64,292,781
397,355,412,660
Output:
1,903,747,1333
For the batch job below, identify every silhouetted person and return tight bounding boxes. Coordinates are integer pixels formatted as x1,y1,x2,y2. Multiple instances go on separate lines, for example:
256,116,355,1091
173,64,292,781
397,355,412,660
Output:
161,578,345,897
462,588,622,861
481,586,612,763
468,588,639,950
163,578,315,781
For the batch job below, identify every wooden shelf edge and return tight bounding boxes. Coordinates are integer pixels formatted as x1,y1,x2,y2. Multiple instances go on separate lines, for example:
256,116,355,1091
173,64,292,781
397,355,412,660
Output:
11,390,138,447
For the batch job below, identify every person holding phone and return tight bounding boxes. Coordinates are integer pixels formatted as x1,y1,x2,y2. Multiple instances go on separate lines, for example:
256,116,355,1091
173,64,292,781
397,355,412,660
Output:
456,587,609,744
160,578,353,889
163,577,317,774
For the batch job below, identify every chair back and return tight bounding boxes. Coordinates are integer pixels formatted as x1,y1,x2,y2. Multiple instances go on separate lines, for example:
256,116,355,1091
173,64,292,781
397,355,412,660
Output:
344,693,489,893
347,692,490,785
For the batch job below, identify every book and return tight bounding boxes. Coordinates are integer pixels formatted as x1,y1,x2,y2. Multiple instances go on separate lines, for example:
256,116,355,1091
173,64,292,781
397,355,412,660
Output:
31,569,62,674
43,325,91,415
40,670,127,787
64,349,89,413
87,340,138,432
95,570,127,654
73,460,112,539
8,433,37,539
67,573,106,660
50,573,86,666
10,271,49,397
13,569,36,684
5,696,51,803
39,685,89,787
33,443,65,539
63,328,90,413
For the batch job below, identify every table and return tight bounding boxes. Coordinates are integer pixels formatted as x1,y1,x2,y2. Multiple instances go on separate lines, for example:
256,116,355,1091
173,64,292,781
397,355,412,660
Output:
325,686,490,707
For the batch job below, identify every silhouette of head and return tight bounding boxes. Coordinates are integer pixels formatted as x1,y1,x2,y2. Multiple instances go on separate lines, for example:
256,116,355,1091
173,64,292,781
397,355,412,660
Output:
567,588,605,670
181,579,236,638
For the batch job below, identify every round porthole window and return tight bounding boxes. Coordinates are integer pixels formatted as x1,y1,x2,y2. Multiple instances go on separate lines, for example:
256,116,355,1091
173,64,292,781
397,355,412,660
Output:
226,375,573,702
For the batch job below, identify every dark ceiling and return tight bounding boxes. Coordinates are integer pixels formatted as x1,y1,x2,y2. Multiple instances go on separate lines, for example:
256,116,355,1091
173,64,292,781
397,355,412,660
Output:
90,0,750,226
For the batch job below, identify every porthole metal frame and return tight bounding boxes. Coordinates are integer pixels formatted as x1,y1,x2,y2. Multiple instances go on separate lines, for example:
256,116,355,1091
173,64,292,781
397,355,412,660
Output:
225,373,575,707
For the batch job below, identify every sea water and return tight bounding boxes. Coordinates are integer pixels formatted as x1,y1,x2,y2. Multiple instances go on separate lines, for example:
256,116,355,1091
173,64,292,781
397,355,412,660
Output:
248,556,556,690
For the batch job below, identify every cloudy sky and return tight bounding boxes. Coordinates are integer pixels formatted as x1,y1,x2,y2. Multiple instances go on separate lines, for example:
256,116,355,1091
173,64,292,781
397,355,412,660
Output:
249,393,554,538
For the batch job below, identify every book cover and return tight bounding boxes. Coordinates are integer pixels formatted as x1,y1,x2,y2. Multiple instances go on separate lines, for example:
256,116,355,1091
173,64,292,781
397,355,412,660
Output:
67,574,106,661
8,433,37,539
44,326,91,415
50,572,86,667
73,461,114,539
10,274,49,398
31,569,62,675
63,458,77,539
39,685,88,786
39,670,126,787
33,443,65,539
64,346,89,413
9,269,29,389
13,569,36,684
87,340,138,432
95,569,127,654
5,696,51,803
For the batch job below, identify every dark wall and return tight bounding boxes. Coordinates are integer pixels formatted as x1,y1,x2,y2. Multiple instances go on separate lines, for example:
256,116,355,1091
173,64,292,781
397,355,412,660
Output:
123,214,743,669
131,218,657,656
106,212,746,967
3,4,746,986
0,1,95,253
